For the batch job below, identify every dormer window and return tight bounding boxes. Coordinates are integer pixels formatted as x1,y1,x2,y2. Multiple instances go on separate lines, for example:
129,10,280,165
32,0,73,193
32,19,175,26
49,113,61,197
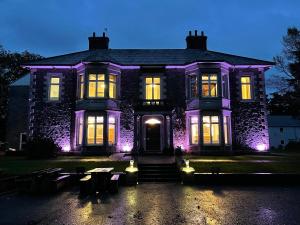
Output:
88,74,105,98
202,74,218,97
145,77,160,100
49,77,60,101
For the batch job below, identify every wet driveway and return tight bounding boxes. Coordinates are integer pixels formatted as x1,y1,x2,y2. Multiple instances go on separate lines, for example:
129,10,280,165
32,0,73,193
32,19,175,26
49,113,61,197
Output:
1,184,300,225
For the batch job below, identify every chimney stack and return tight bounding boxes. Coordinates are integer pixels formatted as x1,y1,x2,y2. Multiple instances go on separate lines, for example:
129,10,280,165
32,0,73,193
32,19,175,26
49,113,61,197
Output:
186,30,207,50
88,32,109,50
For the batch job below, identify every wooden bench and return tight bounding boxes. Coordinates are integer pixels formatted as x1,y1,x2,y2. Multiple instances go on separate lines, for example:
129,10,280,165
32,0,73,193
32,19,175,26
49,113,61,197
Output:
50,175,70,192
80,175,92,196
109,174,120,194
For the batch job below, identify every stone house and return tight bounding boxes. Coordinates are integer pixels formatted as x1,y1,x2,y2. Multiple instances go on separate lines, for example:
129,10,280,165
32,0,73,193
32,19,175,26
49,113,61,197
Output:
23,31,273,154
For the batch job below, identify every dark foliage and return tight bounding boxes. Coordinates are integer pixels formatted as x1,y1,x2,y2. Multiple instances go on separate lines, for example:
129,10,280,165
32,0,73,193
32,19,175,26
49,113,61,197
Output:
25,137,60,159
174,146,183,156
269,27,300,116
0,45,43,141
285,141,300,151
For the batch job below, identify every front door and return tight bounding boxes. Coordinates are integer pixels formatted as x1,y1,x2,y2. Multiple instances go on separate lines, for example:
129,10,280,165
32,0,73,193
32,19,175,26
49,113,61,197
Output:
146,123,161,152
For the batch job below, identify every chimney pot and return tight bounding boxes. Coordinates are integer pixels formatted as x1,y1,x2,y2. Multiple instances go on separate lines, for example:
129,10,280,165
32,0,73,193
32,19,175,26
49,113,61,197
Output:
186,30,207,50
103,32,105,37
88,32,109,50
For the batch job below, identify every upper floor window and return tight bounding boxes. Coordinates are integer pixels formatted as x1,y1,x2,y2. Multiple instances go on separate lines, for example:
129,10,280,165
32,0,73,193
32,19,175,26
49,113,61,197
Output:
203,116,220,145
145,77,160,100
109,75,117,99
241,76,252,100
88,74,105,98
222,75,229,99
190,75,198,98
202,74,218,97
87,116,103,145
79,74,84,99
49,77,60,101
190,116,199,145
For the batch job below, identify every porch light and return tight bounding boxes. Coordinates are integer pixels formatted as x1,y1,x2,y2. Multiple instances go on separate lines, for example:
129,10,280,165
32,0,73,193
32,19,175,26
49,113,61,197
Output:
145,118,161,125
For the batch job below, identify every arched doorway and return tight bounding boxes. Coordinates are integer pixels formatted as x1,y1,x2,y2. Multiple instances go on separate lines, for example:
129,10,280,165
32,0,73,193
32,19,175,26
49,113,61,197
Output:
145,118,161,152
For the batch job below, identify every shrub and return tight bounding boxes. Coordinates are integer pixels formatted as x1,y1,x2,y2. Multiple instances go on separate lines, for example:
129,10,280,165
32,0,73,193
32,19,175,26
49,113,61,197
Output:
285,141,300,152
25,137,60,159
174,146,183,156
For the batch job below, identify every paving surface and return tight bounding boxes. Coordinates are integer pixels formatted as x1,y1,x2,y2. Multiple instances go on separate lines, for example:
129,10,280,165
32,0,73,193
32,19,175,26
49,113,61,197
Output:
1,184,300,225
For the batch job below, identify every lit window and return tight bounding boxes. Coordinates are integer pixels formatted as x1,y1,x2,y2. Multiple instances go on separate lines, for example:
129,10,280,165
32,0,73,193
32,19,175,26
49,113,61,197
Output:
202,74,218,97
203,116,220,145
108,116,116,145
224,116,230,145
76,114,83,145
109,75,117,99
49,77,60,101
241,76,252,100
88,74,105,98
145,77,160,100
87,116,103,145
190,75,198,98
190,116,199,145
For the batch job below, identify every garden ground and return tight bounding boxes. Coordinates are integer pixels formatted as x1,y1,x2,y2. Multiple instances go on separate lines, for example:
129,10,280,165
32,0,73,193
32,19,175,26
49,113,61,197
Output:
0,153,300,175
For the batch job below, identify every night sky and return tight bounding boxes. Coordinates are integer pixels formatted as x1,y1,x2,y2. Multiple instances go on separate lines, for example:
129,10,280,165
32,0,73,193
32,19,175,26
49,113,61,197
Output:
1,0,300,92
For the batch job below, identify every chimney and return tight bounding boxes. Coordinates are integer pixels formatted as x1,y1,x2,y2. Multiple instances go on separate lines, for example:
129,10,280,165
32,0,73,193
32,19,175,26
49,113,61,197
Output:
186,30,207,50
88,32,109,50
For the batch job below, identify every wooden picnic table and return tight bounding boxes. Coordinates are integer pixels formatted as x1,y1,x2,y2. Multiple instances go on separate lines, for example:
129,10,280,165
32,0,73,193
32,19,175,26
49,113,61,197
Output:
86,168,114,192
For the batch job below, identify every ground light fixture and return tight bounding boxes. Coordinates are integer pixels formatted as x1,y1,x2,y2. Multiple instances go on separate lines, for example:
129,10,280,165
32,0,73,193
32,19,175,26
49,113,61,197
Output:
125,160,138,173
181,159,195,173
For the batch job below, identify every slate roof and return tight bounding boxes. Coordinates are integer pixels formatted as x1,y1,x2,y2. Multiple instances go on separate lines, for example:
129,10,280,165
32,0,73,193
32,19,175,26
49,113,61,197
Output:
268,115,300,127
25,49,274,66
10,73,30,86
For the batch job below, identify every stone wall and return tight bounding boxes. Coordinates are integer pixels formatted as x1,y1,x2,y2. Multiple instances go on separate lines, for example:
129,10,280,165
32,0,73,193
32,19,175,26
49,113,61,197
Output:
230,68,269,150
29,69,76,150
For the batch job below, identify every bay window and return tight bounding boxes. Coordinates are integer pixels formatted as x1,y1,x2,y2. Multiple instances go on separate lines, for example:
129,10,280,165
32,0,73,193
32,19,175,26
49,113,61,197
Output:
190,75,198,98
87,116,103,145
223,116,230,145
202,74,218,97
108,116,116,145
49,77,60,101
109,75,117,99
190,116,199,145
79,74,84,99
241,76,252,100
203,116,220,145
88,74,105,98
145,77,160,100
76,114,83,145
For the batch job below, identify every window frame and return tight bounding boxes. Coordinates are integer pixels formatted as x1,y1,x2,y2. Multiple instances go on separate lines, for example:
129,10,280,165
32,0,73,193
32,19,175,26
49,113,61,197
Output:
201,74,218,98
78,74,84,99
109,74,117,99
189,75,198,99
108,116,116,145
88,73,105,98
190,116,199,145
202,115,220,145
223,116,231,145
86,115,104,146
240,75,253,101
48,76,61,101
76,113,84,146
144,76,161,100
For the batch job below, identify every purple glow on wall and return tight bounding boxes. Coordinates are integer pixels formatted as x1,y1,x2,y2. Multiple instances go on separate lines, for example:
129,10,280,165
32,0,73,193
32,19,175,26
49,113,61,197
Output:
256,143,268,151
62,144,71,152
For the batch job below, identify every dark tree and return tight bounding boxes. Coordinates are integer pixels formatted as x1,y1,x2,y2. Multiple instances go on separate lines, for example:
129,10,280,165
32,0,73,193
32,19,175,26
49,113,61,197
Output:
0,45,43,142
268,27,300,116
